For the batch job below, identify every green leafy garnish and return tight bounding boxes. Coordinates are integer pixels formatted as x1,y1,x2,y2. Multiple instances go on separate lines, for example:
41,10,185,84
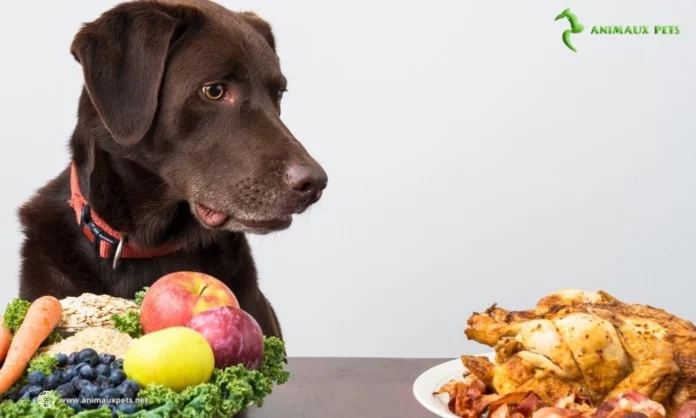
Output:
43,332,64,345
112,287,148,338
134,287,149,307
2,299,63,346
2,299,30,332
136,384,179,406
133,337,289,417
259,336,290,385
76,408,114,417
28,353,58,375
112,311,143,338
0,395,77,418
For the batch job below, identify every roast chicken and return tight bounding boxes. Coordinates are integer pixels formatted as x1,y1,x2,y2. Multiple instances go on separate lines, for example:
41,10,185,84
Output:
462,289,696,417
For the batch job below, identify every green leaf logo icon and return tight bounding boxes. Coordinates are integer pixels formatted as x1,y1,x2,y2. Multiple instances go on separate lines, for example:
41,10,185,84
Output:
555,8,584,52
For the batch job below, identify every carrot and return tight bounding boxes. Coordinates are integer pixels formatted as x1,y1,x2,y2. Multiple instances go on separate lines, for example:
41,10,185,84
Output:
0,316,11,364
0,296,62,394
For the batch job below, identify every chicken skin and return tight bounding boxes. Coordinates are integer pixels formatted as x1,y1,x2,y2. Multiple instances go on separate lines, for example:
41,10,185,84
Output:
463,289,695,416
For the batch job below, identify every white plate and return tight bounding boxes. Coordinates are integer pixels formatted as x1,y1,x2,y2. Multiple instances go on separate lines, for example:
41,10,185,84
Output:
413,352,496,417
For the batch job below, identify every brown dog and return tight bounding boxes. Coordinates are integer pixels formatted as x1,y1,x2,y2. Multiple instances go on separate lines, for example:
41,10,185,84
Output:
17,0,327,339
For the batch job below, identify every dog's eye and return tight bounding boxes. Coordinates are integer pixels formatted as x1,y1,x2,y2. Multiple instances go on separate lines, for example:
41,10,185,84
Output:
277,88,287,102
203,84,225,100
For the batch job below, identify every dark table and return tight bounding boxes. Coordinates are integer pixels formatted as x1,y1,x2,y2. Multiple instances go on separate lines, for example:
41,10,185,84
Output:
241,358,446,418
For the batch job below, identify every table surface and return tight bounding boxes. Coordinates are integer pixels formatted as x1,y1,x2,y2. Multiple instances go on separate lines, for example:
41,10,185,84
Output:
240,357,448,418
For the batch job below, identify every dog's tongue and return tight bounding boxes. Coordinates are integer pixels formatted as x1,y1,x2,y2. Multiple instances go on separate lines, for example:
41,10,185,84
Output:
194,204,230,228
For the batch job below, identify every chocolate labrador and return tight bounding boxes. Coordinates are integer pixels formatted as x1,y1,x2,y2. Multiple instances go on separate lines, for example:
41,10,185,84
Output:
17,0,327,339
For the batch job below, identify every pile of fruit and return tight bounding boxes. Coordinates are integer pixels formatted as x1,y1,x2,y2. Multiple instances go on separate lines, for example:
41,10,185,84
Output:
0,272,289,417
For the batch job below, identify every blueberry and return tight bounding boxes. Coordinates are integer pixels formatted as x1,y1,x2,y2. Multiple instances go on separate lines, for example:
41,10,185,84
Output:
66,400,83,412
49,370,62,384
112,359,123,370
19,392,32,400
100,388,122,400
108,369,126,385
81,382,99,397
27,370,45,386
68,352,79,365
73,378,91,391
80,399,97,410
78,348,99,359
77,349,100,367
99,353,116,364
79,364,95,380
25,385,43,398
116,386,134,400
55,353,69,367
44,373,61,390
95,364,110,377
79,383,99,408
56,383,76,398
117,402,138,414
66,366,80,379
58,370,73,384
95,375,109,385
123,379,140,391
118,379,141,399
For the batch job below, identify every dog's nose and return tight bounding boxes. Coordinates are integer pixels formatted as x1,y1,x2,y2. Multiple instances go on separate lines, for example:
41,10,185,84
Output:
284,164,328,202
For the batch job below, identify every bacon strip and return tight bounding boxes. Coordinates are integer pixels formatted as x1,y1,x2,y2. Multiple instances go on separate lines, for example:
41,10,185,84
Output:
675,401,696,418
533,407,585,418
434,380,670,418
434,375,501,418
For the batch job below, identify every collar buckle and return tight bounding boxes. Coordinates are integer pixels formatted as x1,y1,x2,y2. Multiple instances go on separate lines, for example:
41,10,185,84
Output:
79,205,119,261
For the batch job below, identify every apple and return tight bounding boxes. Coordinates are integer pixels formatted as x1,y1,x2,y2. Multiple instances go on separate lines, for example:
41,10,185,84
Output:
124,327,215,392
187,306,264,370
140,271,240,334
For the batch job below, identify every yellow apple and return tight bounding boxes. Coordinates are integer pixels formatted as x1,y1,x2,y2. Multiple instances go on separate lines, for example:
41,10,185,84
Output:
123,327,214,392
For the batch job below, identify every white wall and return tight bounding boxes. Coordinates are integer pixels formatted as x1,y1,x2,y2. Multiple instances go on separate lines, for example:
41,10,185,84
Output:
0,0,694,359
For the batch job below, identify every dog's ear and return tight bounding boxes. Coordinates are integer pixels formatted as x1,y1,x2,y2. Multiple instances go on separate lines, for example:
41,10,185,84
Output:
70,3,193,145
239,12,276,52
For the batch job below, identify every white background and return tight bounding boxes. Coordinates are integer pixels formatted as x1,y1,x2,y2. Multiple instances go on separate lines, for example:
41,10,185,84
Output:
0,0,694,358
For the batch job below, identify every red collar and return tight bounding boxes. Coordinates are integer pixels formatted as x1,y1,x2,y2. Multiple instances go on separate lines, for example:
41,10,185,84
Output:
68,163,183,267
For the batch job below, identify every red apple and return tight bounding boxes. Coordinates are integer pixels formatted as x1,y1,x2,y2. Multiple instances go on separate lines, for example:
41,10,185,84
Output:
187,306,264,370
140,272,240,334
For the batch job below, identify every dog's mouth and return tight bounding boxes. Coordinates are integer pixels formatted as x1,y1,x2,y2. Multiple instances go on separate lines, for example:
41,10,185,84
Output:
193,203,292,232
194,203,230,228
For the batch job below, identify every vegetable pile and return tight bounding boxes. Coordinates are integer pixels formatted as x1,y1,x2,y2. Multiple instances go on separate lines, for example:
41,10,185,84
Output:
0,272,290,417
0,338,287,417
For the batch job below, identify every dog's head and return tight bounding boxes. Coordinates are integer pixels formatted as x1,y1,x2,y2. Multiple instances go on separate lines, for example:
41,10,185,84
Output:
70,0,327,234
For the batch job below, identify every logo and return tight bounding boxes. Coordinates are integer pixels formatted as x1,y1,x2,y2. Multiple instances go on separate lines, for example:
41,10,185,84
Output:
554,8,681,52
37,391,60,408
555,8,584,52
